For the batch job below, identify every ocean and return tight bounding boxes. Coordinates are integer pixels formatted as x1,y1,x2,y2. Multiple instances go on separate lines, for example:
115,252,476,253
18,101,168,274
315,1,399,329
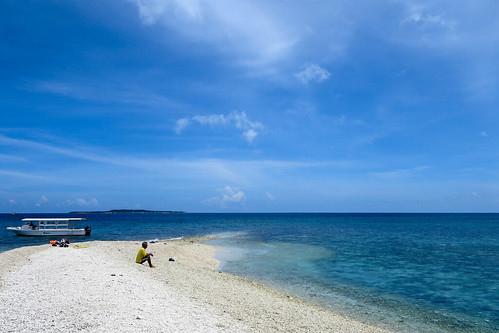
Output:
0,213,497,332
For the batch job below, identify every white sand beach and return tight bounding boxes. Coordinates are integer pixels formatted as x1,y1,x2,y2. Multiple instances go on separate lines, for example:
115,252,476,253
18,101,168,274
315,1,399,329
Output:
0,239,393,333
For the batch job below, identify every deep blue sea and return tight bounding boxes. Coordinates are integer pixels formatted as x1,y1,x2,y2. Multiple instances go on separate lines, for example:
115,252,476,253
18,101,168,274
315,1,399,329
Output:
0,213,497,332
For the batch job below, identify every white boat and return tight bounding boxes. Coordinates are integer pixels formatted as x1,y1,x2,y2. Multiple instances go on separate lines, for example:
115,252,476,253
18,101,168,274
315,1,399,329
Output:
6,218,91,237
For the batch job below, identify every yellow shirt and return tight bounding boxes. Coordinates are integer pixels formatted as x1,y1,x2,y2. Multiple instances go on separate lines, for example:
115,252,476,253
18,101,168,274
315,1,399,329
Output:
136,248,147,263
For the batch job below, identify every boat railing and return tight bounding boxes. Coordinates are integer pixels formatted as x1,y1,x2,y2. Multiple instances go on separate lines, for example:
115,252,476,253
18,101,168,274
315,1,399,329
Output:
22,218,86,230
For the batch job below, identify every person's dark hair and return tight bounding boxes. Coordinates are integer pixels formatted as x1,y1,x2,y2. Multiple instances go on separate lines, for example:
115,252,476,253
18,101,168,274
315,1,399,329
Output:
142,241,148,248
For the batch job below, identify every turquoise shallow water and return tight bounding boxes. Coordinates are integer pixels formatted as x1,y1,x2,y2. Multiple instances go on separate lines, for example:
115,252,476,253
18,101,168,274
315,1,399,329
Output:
1,213,498,332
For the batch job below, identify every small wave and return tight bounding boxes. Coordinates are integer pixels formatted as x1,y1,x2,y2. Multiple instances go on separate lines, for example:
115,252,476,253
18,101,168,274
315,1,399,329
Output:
165,236,183,241
204,231,249,240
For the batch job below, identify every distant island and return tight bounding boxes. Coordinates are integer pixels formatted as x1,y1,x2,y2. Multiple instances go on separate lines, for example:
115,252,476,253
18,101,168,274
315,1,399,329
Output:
68,209,185,214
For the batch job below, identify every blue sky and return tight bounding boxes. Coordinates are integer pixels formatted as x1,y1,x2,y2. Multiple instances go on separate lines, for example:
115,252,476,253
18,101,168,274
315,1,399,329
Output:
1,0,499,212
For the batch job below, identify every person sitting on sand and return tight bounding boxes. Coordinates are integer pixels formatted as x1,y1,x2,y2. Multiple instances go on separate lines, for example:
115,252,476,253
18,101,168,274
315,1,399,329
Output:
136,241,154,268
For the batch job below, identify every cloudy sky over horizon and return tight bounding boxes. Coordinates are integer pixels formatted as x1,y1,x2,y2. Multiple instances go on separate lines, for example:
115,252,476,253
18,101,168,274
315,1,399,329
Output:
1,0,499,212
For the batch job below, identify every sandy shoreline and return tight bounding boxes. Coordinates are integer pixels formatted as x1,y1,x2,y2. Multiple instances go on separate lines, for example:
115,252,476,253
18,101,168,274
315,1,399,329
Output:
0,239,393,333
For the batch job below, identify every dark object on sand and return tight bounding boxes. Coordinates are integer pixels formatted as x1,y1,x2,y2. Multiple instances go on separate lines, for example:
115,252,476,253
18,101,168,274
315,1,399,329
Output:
169,257,175,262
59,238,70,247
50,238,70,247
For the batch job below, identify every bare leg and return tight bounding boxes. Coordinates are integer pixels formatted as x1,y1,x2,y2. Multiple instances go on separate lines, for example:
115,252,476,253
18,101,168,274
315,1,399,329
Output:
147,256,154,268
140,254,154,268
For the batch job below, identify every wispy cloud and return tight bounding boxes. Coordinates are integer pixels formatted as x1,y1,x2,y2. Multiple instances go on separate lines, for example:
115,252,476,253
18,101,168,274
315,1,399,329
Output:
370,166,431,179
0,153,27,162
28,80,183,110
294,64,330,84
0,133,357,188
175,111,264,143
0,133,347,168
131,0,297,68
0,168,49,180
0,134,117,165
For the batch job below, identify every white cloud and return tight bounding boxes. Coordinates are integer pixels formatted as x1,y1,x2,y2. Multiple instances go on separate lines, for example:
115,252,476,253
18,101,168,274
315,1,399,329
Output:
394,1,499,100
265,191,275,201
402,11,452,28
135,0,203,24
396,3,469,50
242,129,258,143
174,111,263,143
128,0,499,98
35,195,49,207
192,114,228,126
175,118,191,134
67,197,99,207
220,186,245,203
295,64,330,84
203,185,246,207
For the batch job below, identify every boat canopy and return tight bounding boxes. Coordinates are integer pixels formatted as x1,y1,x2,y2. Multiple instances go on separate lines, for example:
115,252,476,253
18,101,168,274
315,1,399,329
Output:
21,218,86,222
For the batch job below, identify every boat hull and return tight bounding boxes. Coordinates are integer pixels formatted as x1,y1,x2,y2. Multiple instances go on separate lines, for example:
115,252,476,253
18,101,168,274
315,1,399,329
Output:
6,227,88,237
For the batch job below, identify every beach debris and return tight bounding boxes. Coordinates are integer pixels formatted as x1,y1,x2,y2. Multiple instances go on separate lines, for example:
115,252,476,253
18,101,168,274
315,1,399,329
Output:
49,239,70,247
111,274,116,276
168,257,175,262
148,239,159,243
73,244,90,249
